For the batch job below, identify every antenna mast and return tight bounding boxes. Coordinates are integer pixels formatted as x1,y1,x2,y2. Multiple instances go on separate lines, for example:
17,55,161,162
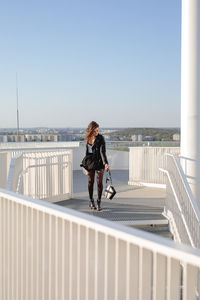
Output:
16,73,20,136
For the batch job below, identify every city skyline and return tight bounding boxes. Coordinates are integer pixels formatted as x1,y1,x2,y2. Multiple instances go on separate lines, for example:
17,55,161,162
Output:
0,0,181,128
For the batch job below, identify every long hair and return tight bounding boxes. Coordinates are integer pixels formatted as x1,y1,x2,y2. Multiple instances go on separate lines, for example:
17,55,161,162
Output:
85,121,99,142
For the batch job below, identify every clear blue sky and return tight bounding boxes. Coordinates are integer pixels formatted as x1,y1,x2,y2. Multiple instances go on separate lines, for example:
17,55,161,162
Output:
0,0,181,128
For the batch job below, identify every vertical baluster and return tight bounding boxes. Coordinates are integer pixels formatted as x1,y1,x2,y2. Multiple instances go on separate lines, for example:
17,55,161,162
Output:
61,219,65,300
126,243,130,300
166,257,181,300
79,225,87,300
117,239,127,300
63,220,70,299
104,234,108,300
88,228,96,300
2,198,6,300
55,216,58,300
69,221,73,300
182,263,198,300
77,223,81,300
152,253,166,300
107,235,116,300
139,247,152,300
0,197,3,300
129,244,139,299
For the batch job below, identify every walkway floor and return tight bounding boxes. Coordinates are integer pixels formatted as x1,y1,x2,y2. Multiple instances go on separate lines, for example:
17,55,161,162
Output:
57,170,167,227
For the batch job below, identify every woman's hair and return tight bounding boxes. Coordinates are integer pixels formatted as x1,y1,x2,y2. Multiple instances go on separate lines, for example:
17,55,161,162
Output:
85,121,99,142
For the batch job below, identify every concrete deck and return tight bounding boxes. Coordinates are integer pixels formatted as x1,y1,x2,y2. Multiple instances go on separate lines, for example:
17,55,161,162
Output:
57,170,167,227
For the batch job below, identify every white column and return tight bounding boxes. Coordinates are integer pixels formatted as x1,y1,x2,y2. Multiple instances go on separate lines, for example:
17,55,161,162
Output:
181,0,200,203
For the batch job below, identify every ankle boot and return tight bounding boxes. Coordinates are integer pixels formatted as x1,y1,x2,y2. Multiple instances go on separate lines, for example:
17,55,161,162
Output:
89,199,96,210
97,200,102,211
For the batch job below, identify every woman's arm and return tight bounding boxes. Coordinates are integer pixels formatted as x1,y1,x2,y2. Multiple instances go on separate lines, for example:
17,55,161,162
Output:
85,143,88,155
100,136,109,169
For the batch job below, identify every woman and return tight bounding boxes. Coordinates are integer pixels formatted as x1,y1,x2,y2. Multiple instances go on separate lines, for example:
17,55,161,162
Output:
84,121,109,211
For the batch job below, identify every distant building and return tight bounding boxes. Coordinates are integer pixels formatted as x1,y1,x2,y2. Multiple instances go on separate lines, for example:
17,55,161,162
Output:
58,135,62,142
104,135,111,141
131,135,138,142
0,135,8,143
7,135,18,142
173,134,180,141
101,129,116,134
138,135,143,142
51,135,58,142
144,136,154,141
17,135,25,142
57,134,73,142
131,134,144,142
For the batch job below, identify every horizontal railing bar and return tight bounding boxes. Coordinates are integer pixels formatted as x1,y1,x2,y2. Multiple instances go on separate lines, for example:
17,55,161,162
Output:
22,162,69,169
23,151,72,157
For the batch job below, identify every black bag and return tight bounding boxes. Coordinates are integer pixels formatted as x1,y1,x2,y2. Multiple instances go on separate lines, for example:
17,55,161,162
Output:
104,170,116,200
80,154,96,171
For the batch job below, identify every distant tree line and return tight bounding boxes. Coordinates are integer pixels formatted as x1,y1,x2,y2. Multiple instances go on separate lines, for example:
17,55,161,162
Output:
107,128,180,141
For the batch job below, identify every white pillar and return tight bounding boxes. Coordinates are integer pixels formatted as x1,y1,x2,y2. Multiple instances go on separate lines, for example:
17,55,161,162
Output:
181,0,200,203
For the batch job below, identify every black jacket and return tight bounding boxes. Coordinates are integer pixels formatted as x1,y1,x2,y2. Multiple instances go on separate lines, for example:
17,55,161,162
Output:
85,134,108,170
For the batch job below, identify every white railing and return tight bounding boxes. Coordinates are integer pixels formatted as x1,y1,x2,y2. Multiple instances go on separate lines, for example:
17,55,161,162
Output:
0,142,78,188
105,141,180,149
0,151,14,188
6,150,73,202
129,147,180,186
6,153,23,193
0,141,79,151
161,154,200,248
1,189,200,300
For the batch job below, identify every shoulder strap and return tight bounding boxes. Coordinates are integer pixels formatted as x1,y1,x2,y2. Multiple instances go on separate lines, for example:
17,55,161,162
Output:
106,170,112,185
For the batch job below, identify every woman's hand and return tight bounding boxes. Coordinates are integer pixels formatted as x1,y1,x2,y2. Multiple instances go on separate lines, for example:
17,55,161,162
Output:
105,164,109,170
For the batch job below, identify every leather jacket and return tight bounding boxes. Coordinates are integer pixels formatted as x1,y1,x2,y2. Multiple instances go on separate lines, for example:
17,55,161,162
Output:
85,134,108,169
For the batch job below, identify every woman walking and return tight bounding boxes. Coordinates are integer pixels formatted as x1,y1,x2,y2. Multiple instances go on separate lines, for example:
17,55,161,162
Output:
84,121,109,211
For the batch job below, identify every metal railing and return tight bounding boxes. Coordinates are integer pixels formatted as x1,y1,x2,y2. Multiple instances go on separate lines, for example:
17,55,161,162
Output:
161,154,200,248
6,153,23,192
0,141,80,151
1,189,200,299
0,151,14,188
0,142,78,189
6,150,73,202
129,147,180,186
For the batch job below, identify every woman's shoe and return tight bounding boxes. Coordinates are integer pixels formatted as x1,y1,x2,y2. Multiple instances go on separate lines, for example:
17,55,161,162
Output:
97,200,102,211
89,199,96,210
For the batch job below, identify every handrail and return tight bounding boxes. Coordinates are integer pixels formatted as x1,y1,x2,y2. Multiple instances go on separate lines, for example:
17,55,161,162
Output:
160,168,195,247
166,154,200,221
16,161,70,194
6,152,23,191
1,188,200,299
5,150,73,202
0,188,199,262
0,141,80,151
160,153,200,248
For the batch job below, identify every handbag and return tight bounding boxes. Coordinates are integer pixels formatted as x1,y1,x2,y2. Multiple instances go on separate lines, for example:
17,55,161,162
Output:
81,166,88,175
104,170,116,200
